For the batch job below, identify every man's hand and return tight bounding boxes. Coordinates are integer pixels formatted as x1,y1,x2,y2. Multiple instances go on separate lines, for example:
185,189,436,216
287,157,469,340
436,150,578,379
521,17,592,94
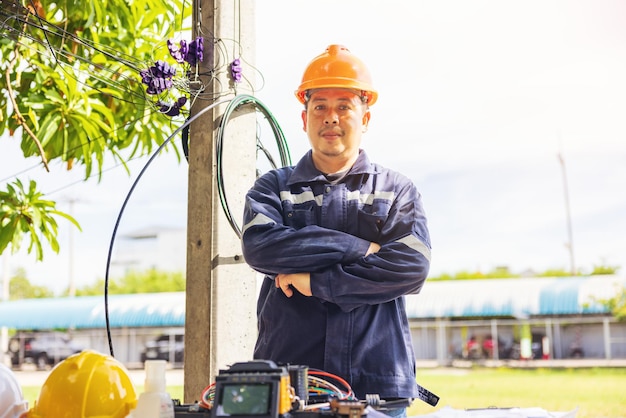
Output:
366,242,381,257
274,242,379,297
276,272,312,297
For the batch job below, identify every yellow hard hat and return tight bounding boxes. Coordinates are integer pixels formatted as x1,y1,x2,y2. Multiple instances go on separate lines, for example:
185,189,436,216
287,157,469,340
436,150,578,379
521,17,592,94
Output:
295,44,378,106
24,350,137,418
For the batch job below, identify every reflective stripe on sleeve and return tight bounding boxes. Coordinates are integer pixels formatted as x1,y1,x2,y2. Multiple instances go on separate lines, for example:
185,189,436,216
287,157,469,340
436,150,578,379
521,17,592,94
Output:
242,213,275,235
397,234,431,262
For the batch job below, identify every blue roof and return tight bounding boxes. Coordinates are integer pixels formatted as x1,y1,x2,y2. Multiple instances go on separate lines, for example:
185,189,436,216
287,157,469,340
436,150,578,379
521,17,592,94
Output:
0,292,185,329
0,276,624,329
405,275,626,319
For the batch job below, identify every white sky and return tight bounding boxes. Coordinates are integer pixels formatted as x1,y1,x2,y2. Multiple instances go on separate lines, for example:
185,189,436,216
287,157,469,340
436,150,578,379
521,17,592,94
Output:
2,0,626,294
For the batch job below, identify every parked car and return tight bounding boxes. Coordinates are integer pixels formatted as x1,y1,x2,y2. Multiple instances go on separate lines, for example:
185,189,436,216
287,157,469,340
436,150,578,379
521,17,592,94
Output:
140,334,184,365
7,332,84,370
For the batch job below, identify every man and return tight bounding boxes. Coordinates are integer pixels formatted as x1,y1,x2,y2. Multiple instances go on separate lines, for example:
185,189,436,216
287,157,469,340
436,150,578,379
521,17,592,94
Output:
241,45,431,414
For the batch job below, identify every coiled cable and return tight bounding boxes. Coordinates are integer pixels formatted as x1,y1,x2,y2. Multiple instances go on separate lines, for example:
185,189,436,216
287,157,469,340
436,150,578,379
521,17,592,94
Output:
216,94,291,238
105,95,291,356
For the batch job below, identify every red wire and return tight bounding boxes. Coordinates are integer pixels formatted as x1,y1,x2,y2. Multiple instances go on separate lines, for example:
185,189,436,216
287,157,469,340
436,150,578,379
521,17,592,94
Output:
308,370,355,397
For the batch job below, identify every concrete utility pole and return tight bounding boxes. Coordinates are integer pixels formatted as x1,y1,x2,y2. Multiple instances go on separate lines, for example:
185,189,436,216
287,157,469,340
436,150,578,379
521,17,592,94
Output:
184,0,258,402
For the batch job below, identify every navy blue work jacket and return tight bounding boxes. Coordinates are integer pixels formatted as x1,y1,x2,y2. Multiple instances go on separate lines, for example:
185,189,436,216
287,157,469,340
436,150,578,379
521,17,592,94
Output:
241,149,431,400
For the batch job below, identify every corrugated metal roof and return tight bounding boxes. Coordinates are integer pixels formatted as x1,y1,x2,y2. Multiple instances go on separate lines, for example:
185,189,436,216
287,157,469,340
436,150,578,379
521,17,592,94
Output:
0,276,623,329
405,275,626,319
0,292,185,329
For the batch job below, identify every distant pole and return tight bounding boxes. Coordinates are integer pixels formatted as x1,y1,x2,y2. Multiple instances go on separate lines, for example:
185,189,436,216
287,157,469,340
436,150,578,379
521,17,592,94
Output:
68,198,76,297
60,196,80,297
558,151,576,275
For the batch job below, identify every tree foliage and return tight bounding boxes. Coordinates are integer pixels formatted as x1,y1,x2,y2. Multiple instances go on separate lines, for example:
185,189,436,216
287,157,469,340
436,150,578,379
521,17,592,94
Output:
590,285,626,322
6,268,184,299
429,266,520,281
0,178,80,259
74,268,185,296
591,263,620,275
9,268,54,299
429,263,621,281
0,0,189,261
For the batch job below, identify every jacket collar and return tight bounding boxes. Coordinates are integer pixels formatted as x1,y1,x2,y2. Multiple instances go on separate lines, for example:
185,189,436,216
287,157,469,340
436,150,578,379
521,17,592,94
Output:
287,149,376,185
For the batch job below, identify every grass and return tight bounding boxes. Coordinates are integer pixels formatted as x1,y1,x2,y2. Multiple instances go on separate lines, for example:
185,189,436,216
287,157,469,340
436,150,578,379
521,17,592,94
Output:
22,385,186,410
22,368,626,418
407,367,626,418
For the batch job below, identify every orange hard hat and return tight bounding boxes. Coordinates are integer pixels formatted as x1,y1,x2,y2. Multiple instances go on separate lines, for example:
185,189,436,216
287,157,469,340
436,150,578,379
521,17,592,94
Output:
295,44,378,106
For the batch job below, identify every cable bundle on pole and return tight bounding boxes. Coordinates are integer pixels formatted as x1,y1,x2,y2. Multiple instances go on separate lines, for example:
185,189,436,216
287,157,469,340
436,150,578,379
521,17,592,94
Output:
216,94,291,238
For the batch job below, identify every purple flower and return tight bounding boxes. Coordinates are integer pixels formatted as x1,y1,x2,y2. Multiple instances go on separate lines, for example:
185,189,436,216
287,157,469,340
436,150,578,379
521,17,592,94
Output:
157,96,188,117
168,39,189,64
230,58,242,83
167,37,204,66
186,37,204,66
154,60,176,78
141,60,177,95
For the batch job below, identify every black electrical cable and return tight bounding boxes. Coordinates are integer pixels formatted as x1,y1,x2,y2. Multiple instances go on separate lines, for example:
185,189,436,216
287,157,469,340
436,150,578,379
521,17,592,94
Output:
104,98,229,357
181,120,190,162
104,95,291,357
2,1,144,74
215,94,291,238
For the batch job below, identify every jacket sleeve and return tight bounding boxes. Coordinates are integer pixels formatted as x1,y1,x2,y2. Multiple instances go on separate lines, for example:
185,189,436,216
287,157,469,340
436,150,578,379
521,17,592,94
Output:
241,170,372,276
311,178,431,312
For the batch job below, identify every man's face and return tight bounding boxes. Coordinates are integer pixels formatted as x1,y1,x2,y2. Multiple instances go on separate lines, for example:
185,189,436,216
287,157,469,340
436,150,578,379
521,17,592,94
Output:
301,88,370,172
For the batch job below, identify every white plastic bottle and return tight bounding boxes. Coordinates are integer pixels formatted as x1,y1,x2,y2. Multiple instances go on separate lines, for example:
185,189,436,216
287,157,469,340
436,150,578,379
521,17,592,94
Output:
128,360,175,418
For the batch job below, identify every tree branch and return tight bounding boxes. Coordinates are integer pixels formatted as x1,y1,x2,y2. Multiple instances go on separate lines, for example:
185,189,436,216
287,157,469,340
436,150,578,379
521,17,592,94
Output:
5,15,50,172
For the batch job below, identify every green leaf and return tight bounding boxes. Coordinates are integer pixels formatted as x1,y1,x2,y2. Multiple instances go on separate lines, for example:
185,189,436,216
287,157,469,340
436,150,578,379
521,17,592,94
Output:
0,0,189,267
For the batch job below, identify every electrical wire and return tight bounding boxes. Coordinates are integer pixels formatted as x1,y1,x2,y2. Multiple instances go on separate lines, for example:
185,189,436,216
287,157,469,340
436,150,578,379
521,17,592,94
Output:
0,107,175,190
1,3,148,104
197,369,353,411
104,95,292,357
3,0,291,361
103,98,229,357
1,1,228,116
200,382,215,409
308,369,356,401
216,94,291,238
